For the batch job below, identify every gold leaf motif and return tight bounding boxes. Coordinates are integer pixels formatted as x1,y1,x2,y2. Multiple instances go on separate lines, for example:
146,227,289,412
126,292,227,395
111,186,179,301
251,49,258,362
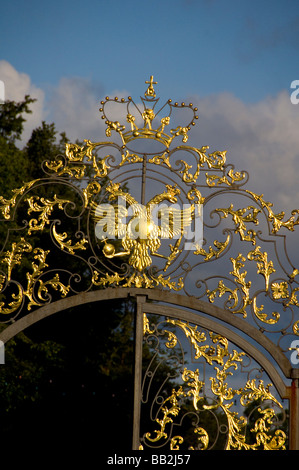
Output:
91,270,183,291
181,368,204,411
252,298,280,324
0,284,23,315
248,246,275,291
120,150,143,166
143,320,286,450
0,241,70,314
190,427,209,450
207,254,251,318
52,225,87,254
194,235,230,260
143,313,155,336
246,190,299,233
167,319,209,360
91,270,123,287
1,238,32,280
82,181,101,208
162,329,177,348
205,168,246,187
271,281,289,299
293,320,299,336
207,280,239,310
170,436,184,450
286,287,299,307
238,379,282,408
145,386,185,443
229,254,251,316
216,205,260,245
26,195,72,234
36,273,70,303
250,408,286,450
0,180,39,220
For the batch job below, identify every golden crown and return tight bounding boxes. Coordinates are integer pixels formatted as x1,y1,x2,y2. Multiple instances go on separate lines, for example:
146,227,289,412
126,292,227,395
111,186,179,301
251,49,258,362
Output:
99,76,198,148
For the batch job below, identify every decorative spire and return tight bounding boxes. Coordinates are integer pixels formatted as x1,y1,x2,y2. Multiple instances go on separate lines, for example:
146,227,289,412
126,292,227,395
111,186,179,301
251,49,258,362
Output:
144,75,157,99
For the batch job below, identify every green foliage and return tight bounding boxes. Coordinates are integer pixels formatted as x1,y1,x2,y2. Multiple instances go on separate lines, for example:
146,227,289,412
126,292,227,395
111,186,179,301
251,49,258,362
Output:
25,121,69,180
0,300,136,450
0,327,65,413
0,95,35,143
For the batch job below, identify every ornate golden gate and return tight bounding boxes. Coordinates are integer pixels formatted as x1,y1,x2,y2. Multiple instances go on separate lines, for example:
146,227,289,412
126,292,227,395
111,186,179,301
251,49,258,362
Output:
0,78,298,450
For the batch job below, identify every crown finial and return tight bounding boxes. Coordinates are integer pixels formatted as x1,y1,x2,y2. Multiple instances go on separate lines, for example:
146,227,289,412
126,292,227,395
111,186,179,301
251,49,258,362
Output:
99,77,198,148
145,75,157,99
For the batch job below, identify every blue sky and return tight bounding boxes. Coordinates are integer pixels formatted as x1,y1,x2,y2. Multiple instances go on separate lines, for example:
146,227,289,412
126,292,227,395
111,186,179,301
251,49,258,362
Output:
0,0,299,216
1,0,298,103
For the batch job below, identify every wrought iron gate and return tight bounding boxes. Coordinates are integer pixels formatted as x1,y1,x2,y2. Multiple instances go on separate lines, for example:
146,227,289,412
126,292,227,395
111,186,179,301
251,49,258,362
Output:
0,77,298,449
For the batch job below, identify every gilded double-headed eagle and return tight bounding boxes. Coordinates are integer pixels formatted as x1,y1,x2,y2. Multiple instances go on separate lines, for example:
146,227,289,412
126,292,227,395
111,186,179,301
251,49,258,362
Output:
92,183,194,272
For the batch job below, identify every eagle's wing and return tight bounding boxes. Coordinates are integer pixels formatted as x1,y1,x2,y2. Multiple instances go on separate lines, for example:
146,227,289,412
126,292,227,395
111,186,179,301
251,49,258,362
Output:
156,205,194,238
91,201,128,239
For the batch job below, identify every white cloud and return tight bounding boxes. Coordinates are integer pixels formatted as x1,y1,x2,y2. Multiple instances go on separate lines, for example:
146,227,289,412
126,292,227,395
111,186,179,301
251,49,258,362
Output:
0,60,45,143
47,77,106,143
188,90,299,212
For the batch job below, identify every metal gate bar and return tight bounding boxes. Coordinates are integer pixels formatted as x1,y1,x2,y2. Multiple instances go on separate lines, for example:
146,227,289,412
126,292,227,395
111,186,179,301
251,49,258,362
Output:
132,295,146,450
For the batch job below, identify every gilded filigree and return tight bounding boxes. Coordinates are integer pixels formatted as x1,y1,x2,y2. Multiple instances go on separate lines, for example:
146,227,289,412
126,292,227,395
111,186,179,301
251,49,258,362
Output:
252,298,280,325
0,179,39,220
52,225,88,255
26,195,72,234
143,313,155,336
274,282,299,308
144,386,185,443
238,379,282,408
24,246,70,311
166,319,210,361
181,368,204,411
287,287,299,307
1,238,32,281
250,408,286,450
205,168,246,187
207,280,239,311
119,150,143,166
170,436,184,450
207,251,281,324
148,146,226,184
216,205,260,245
142,320,286,450
247,246,280,324
0,284,23,315
248,246,275,291
194,235,230,260
0,240,70,314
45,140,111,179
92,269,183,291
189,427,209,450
246,190,299,234
293,320,299,336
271,281,289,299
207,255,251,317
82,181,102,208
